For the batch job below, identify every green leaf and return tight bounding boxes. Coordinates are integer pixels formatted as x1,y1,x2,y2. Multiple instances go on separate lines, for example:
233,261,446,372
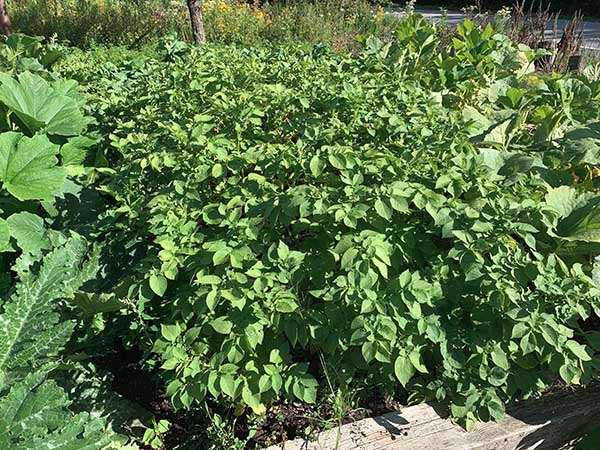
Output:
275,296,299,313
211,163,224,178
241,386,261,409
302,386,317,404
0,237,98,384
0,132,66,201
212,250,229,265
565,340,591,361
372,257,388,279
390,196,409,212
220,374,236,398
160,324,180,343
60,136,96,166
561,126,600,165
309,155,324,177
277,241,289,260
512,322,529,339
559,363,580,384
211,317,233,335
0,373,114,450
0,218,11,253
488,366,508,387
362,342,376,364
408,350,428,374
149,274,168,297
375,199,393,221
394,355,415,386
197,274,221,285
0,72,85,136
540,324,559,347
556,197,600,243
156,419,170,433
341,248,359,270
328,153,346,170
7,212,52,256
206,289,219,311
545,186,582,219
491,346,510,371
161,358,179,370
487,399,505,421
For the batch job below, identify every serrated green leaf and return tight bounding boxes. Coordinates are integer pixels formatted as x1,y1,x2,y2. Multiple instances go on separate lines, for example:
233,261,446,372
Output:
0,132,66,201
6,212,52,255
0,72,85,136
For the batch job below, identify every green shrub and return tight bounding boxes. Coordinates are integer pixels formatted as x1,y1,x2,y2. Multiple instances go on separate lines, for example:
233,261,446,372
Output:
57,16,600,430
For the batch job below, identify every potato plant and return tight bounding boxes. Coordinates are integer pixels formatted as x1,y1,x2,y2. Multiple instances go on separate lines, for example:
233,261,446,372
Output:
54,17,600,431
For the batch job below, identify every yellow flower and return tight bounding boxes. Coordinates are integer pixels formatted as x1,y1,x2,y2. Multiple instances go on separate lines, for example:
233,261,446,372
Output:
375,6,384,24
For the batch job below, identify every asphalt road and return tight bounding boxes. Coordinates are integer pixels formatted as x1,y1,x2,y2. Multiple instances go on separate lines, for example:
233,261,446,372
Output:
387,8,600,50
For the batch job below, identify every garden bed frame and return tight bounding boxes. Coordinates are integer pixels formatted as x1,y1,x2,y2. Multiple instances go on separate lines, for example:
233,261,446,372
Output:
266,385,600,450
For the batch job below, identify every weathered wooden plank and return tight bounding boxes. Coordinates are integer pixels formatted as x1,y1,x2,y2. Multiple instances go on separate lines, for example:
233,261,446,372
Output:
265,385,600,450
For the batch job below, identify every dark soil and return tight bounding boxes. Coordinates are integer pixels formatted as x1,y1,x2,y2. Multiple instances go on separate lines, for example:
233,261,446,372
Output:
93,341,198,450
248,394,397,448
93,340,400,449
247,401,336,448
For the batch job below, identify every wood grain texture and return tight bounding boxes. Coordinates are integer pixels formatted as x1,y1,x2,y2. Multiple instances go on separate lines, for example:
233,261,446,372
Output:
265,385,600,450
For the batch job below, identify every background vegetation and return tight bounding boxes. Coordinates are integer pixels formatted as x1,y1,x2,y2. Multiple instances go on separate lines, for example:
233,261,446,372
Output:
8,0,400,51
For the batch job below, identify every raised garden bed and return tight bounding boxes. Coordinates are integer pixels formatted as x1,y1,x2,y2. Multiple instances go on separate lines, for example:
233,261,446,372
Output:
266,385,600,450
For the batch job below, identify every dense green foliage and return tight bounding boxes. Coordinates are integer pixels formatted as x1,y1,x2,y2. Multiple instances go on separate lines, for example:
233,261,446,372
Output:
1,7,600,448
50,16,600,434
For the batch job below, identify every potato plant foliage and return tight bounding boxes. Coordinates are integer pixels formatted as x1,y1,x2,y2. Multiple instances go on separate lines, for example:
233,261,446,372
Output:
58,18,600,428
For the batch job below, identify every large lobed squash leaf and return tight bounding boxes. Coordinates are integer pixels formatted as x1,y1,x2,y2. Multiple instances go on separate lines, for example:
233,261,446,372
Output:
0,132,66,201
0,72,85,136
546,186,600,243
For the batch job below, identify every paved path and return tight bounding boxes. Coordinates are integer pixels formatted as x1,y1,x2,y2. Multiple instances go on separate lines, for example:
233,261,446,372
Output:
387,8,600,50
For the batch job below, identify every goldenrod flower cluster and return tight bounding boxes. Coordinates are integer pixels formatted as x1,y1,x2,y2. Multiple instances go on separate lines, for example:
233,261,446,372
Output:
203,0,270,36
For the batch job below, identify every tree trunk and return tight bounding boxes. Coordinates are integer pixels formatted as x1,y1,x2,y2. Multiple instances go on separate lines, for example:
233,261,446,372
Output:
0,0,11,36
186,0,205,45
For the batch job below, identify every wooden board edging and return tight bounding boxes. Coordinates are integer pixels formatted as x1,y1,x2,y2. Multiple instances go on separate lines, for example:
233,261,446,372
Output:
265,385,600,450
